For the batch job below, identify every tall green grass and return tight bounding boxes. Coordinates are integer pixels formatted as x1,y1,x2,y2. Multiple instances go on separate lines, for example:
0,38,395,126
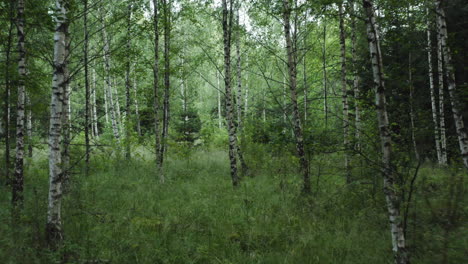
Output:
0,148,466,263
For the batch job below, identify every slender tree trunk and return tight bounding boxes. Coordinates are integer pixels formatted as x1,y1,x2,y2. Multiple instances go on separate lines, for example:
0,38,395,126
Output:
435,0,468,170
303,37,307,123
113,78,122,128
362,1,409,263
159,0,171,172
3,0,14,184
103,66,109,124
125,4,132,160
133,69,141,137
322,20,328,127
426,7,442,163
436,7,448,165
235,3,242,129
339,3,351,183
283,0,310,194
13,0,26,207
84,0,90,174
26,94,32,157
61,30,71,187
46,0,69,247
217,71,222,129
351,0,361,150
101,13,120,142
408,52,419,160
153,0,163,181
92,67,99,138
222,0,239,187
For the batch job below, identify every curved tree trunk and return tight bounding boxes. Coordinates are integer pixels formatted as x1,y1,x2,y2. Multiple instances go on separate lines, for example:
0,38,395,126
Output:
363,1,409,263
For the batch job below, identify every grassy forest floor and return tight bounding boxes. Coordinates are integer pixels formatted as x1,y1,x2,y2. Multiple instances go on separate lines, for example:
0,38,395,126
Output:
0,146,467,263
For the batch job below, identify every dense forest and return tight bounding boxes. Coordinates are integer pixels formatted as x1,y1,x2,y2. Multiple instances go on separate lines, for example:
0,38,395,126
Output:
0,0,467,263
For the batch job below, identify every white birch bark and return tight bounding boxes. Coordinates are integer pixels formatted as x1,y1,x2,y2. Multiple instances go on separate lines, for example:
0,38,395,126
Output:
13,0,26,206
133,71,141,137
46,0,68,246
351,0,361,150
436,0,468,170
217,71,222,129
222,0,239,187
339,3,351,183
426,7,442,164
26,94,32,157
436,9,448,165
101,17,120,142
363,1,409,263
283,0,310,193
92,67,99,138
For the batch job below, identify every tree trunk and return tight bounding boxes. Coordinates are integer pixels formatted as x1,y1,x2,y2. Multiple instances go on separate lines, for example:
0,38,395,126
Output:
222,0,239,187
436,6,448,165
61,30,71,187
84,0,90,174
351,0,361,151
3,0,14,184
26,94,32,157
426,7,442,164
133,69,141,137
101,14,121,142
339,3,351,183
435,0,468,170
283,0,310,194
322,20,328,127
153,0,163,181
13,0,26,207
46,0,69,247
159,0,171,174
125,4,132,160
408,52,419,160
217,71,222,129
92,67,99,138
235,3,242,129
362,1,409,263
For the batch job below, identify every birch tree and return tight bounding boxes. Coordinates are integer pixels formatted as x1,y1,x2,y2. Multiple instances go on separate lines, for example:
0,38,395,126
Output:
282,0,310,194
101,9,121,142
125,3,133,160
435,0,468,170
222,0,239,187
362,0,409,263
46,0,69,246
435,4,447,165
339,2,351,183
12,0,27,207
153,0,163,181
426,6,442,164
